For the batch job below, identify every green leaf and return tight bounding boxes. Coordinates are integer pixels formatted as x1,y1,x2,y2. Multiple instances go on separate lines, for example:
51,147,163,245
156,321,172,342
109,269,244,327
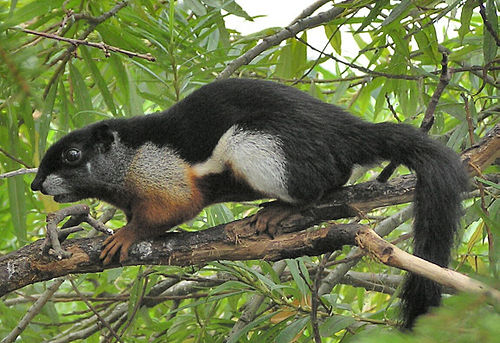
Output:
319,315,356,336
58,78,71,133
209,280,251,295
0,0,63,31
128,268,144,319
275,32,307,78
203,0,222,7
126,65,142,117
37,79,58,158
475,177,500,190
447,122,468,150
275,316,309,343
458,0,476,43
206,203,234,226
215,13,231,48
324,23,342,55
108,54,129,115
387,27,410,58
357,0,389,33
185,0,207,16
225,312,276,343
331,80,350,104
69,62,93,114
483,0,499,64
7,175,26,244
286,259,308,296
80,46,117,116
357,287,365,312
6,105,27,244
381,0,412,27
222,0,253,21
414,20,440,64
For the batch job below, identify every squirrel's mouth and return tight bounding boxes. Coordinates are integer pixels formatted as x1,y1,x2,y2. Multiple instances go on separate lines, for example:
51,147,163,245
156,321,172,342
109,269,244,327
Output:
53,194,81,203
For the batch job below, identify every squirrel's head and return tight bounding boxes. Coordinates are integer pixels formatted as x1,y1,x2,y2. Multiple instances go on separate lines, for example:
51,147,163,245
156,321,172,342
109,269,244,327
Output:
31,122,119,203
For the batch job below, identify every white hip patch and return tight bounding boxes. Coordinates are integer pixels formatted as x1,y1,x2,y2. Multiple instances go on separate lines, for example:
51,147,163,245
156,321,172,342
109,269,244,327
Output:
193,125,293,203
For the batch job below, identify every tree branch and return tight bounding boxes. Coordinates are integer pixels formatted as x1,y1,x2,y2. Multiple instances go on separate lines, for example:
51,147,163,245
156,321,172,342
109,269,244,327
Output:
356,227,500,301
21,28,155,62
0,124,498,297
217,3,349,79
0,222,361,297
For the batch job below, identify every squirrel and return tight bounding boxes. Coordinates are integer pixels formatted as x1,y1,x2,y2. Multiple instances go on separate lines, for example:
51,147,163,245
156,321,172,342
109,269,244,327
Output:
31,78,468,328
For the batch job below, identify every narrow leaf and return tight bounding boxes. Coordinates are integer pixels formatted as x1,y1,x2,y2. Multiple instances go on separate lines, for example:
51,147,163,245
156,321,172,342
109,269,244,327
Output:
357,0,389,32
459,0,475,43
319,315,356,336
483,0,499,63
69,63,93,113
223,0,253,21
382,0,412,27
324,24,342,55
185,0,207,16
80,46,117,116
275,316,309,343
286,259,308,296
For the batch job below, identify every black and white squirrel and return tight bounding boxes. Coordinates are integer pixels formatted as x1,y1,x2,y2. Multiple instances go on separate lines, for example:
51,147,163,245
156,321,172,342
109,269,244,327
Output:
31,78,468,328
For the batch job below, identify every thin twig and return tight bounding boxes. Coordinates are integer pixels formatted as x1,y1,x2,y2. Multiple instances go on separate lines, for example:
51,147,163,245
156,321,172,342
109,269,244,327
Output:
68,277,124,343
462,94,476,146
1,279,64,343
292,8,356,86
117,274,149,338
421,51,450,131
385,94,401,122
295,35,422,81
21,28,156,62
311,253,330,343
456,61,500,90
479,0,500,47
265,64,500,84
0,168,38,179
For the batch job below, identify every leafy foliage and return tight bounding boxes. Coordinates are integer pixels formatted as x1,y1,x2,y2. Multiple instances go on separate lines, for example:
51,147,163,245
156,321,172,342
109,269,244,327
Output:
0,0,498,342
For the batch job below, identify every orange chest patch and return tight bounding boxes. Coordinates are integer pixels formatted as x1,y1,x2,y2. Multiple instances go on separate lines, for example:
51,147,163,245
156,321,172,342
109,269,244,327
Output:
126,166,204,227
124,144,205,227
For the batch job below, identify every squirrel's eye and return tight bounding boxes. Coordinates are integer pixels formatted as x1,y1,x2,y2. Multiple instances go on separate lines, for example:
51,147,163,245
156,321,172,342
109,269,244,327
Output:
62,148,82,164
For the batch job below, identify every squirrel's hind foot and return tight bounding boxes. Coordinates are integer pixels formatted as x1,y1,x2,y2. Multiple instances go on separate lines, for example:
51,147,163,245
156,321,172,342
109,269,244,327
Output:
250,202,300,237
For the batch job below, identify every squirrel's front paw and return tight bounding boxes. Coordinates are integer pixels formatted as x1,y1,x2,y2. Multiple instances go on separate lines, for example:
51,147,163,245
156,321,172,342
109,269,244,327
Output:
100,225,138,265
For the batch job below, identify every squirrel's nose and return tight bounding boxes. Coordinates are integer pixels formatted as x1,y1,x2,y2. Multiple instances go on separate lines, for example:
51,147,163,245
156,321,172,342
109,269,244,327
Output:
31,174,43,192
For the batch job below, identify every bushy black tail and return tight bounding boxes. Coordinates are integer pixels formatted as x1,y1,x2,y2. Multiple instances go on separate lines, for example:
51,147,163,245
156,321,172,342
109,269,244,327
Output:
365,122,469,328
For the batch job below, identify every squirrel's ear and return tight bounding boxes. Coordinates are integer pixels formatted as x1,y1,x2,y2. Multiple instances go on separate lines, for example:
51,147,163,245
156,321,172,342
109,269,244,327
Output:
92,123,115,147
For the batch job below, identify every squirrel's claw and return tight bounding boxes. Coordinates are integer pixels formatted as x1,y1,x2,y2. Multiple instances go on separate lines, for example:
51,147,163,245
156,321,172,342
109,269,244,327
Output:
100,225,137,265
